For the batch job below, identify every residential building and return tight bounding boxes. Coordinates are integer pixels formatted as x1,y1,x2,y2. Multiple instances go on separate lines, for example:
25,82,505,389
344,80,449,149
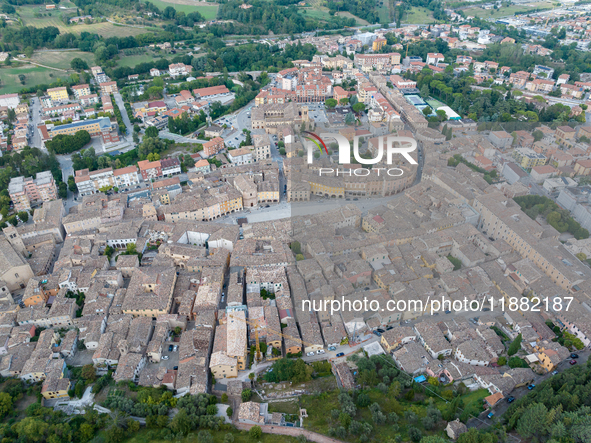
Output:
8,172,58,211
203,137,225,157
72,84,91,98
99,82,118,94
47,87,68,102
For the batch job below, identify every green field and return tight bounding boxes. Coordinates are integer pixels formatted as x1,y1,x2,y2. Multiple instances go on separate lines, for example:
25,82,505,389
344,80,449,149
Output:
375,0,390,23
335,11,370,26
404,6,437,24
18,6,158,37
0,65,59,94
30,51,95,70
303,7,369,26
142,0,219,19
463,2,554,19
117,53,156,67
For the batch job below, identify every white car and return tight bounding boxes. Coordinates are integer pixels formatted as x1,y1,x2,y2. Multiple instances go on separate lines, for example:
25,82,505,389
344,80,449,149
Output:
162,356,169,360
306,352,315,356
316,349,325,354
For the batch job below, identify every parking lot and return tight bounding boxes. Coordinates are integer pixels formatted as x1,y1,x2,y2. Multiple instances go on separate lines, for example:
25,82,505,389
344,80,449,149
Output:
152,339,180,370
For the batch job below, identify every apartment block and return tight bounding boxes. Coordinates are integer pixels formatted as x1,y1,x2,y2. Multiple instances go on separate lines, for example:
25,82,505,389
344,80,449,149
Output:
8,172,58,211
47,87,68,102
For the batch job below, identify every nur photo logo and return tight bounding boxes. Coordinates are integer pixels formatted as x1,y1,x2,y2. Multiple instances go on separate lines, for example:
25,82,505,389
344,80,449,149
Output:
302,131,418,176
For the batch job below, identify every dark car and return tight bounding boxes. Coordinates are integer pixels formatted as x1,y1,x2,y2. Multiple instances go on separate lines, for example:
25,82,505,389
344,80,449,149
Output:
507,396,515,403
168,345,173,352
527,384,535,390
386,326,393,330
571,353,579,359
173,366,178,370
373,331,381,337
376,328,385,333
445,310,451,314
336,352,345,357
570,359,577,365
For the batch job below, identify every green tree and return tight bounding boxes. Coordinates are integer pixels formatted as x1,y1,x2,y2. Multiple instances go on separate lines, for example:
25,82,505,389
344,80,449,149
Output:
516,402,548,440
241,389,252,402
290,241,301,254
67,175,77,193
145,126,159,138
81,364,96,382
339,98,349,106
17,211,29,223
0,392,13,418
508,334,522,356
74,380,85,398
169,408,191,435
325,98,338,109
249,426,262,439
497,356,507,366
71,58,89,71
352,102,365,114
447,255,462,271
226,406,233,417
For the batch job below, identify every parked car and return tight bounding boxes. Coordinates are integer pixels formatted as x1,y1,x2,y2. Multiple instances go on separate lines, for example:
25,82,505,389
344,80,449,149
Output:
173,366,178,370
570,359,577,365
316,350,325,354
173,345,178,352
373,331,381,336
162,356,169,360
168,345,173,352
506,396,515,403
552,370,558,375
445,310,451,314
336,353,345,357
527,384,535,390
571,353,579,359
376,328,385,333
487,412,494,419
306,352,315,356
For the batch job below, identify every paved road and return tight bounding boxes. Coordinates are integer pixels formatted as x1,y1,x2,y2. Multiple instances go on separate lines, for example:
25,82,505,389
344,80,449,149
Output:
234,422,345,443
30,97,45,153
113,93,134,140
159,130,207,144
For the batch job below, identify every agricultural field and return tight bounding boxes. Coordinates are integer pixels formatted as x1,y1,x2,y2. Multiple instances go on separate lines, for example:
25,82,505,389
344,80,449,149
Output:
303,7,369,26
463,1,554,19
30,51,95,70
335,11,370,26
403,6,437,24
18,6,158,37
0,65,58,94
142,0,219,19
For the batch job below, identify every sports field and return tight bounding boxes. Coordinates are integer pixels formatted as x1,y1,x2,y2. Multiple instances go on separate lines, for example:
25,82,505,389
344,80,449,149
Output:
0,65,57,94
142,0,219,19
18,6,158,37
30,51,95,70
